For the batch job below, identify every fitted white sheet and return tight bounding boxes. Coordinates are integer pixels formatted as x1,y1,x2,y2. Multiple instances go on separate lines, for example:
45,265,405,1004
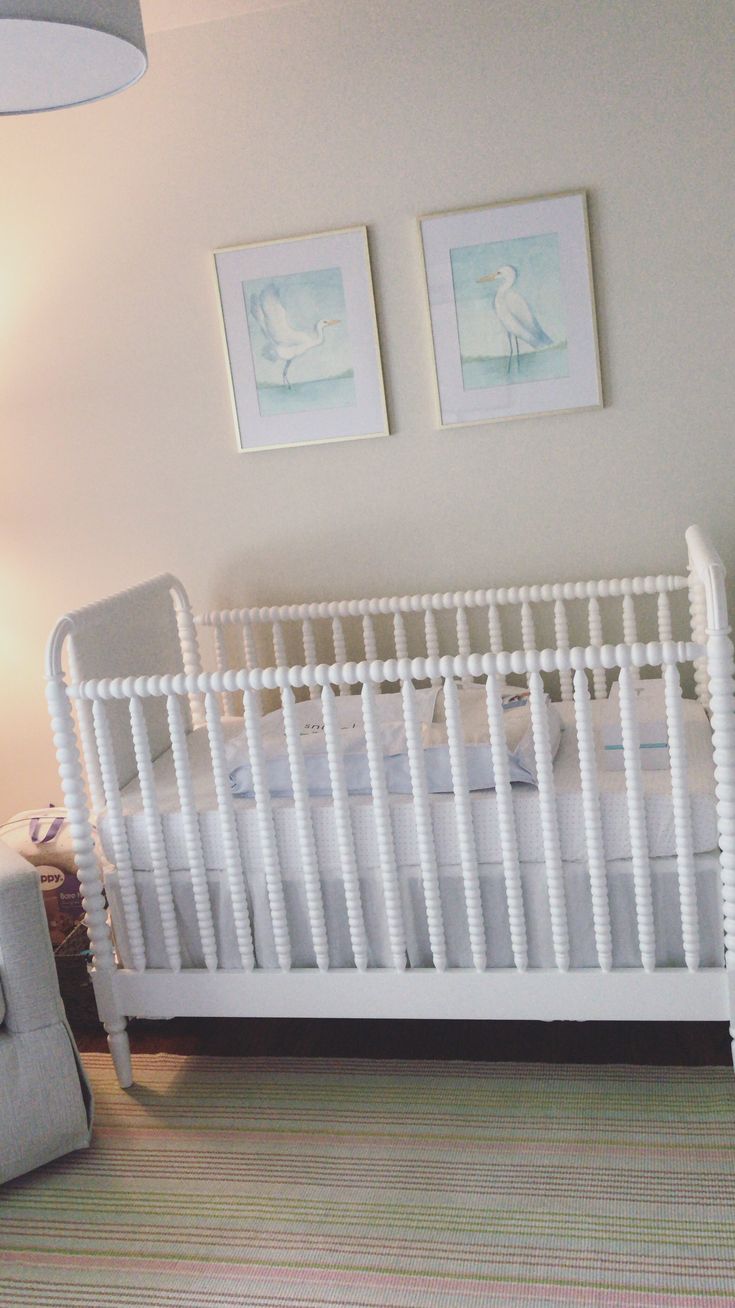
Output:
99,697,723,973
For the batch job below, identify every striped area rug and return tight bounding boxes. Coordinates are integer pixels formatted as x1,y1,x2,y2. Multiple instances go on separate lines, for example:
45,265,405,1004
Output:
1,1056,734,1307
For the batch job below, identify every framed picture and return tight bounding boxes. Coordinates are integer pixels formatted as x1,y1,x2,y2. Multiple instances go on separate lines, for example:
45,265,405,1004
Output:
420,191,602,427
214,225,389,452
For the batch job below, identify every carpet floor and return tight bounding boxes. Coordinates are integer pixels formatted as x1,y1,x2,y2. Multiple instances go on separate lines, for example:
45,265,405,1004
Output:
1,1055,734,1307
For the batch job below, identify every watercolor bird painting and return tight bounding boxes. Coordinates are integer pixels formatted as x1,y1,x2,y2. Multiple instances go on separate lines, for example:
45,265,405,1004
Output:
249,284,340,388
450,233,569,390
477,264,552,370
244,266,356,417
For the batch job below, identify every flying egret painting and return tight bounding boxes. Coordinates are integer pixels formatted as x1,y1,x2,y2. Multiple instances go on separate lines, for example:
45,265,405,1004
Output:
244,266,356,417
450,233,568,390
419,192,601,426
215,226,388,452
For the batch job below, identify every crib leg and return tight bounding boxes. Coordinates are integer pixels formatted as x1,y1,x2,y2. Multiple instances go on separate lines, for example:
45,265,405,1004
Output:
105,1018,133,1089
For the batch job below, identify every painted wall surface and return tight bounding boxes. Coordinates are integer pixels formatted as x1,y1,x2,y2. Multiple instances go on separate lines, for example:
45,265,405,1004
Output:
0,0,733,814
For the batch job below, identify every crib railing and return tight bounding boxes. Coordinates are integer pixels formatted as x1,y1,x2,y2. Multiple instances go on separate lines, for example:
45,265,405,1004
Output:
60,636,705,980
196,571,693,715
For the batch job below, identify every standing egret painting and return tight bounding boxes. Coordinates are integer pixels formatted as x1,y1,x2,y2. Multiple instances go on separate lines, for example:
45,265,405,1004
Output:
451,233,568,389
214,227,388,452
421,192,601,426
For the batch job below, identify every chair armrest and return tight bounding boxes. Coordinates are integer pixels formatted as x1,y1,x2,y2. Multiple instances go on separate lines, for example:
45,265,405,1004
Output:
0,842,66,1033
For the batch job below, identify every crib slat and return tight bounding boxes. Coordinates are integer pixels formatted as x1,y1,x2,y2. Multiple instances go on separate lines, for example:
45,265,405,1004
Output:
488,602,503,655
301,617,320,699
554,600,574,701
455,607,472,689
68,638,105,812
617,666,656,971
528,671,569,971
166,694,218,971
657,591,673,643
361,680,407,970
280,685,329,970
424,609,441,688
484,674,527,971
362,613,378,661
663,662,699,970
272,619,288,669
203,691,255,970
393,611,408,661
213,625,236,717
321,682,368,969
588,597,607,699
91,699,146,971
401,678,447,970
242,684,291,970
129,696,181,971
442,675,486,971
331,616,348,695
362,614,381,694
76,698,106,813
173,584,205,728
521,601,536,652
622,595,640,686
241,616,257,672
572,668,613,971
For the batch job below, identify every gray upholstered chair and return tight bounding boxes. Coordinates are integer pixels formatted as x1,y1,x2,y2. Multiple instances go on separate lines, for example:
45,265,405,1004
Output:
0,842,92,1184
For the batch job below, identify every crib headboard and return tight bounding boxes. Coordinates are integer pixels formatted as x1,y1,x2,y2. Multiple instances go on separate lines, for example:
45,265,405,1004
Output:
47,574,201,791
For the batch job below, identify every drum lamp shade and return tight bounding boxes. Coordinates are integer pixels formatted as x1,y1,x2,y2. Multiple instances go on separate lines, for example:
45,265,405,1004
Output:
0,0,147,113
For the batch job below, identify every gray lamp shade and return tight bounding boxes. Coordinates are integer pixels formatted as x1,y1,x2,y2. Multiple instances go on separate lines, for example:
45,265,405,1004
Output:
0,0,147,113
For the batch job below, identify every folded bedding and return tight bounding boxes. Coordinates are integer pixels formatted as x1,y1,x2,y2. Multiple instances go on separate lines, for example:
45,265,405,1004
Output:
225,682,562,798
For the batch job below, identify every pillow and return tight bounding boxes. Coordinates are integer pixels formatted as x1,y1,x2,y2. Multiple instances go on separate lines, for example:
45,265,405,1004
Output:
257,685,439,757
226,681,561,798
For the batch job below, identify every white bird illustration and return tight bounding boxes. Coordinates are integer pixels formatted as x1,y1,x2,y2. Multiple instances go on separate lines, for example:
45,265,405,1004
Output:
477,264,552,370
249,284,340,387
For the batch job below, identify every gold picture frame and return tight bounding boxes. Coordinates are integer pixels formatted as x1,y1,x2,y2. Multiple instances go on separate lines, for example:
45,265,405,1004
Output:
214,225,389,453
419,190,602,427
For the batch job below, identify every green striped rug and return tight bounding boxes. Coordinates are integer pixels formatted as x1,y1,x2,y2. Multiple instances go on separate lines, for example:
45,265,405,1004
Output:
1,1055,734,1306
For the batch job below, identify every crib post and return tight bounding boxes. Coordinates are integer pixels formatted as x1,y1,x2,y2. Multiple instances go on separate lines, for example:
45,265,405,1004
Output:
45,636,132,1088
689,572,710,708
708,627,735,1062
682,527,735,1061
695,574,735,1065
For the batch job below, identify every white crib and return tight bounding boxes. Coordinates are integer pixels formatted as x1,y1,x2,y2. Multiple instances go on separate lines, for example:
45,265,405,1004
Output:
45,525,735,1087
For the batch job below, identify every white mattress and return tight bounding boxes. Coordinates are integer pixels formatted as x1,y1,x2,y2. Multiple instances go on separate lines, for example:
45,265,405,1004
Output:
103,699,718,871
99,698,723,973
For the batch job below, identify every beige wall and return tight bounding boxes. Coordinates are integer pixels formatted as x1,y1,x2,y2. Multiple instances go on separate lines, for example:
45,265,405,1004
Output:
1,0,733,815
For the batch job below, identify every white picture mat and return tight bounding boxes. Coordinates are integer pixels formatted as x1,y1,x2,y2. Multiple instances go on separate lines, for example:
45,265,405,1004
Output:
214,227,388,451
421,192,601,426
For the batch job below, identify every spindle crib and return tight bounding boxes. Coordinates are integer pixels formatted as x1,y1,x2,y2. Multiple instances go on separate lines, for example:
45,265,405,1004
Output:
46,525,735,1087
